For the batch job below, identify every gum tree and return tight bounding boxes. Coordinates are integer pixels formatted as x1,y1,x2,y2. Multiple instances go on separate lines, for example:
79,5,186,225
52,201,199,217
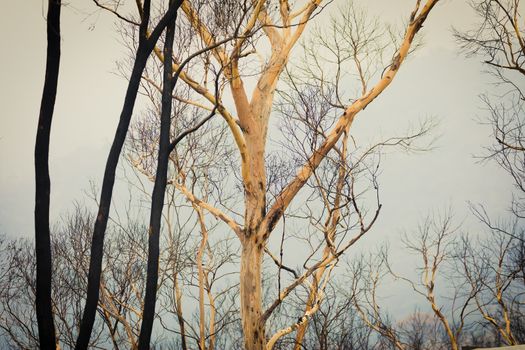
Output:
143,1,443,348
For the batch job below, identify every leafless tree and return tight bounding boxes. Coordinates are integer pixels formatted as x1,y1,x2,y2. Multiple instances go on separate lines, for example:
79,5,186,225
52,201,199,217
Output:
457,220,525,345
396,311,445,350
1,208,111,349
456,0,525,237
393,213,480,350
29,0,445,348
296,282,376,350
1,195,242,348
34,0,61,347
128,1,442,348
347,251,408,350
126,33,242,347
75,2,182,348
348,213,479,350
451,1,525,346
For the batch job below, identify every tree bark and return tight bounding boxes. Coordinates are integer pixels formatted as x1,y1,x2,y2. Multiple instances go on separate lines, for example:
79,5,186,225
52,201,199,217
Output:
293,257,325,349
240,237,265,350
177,2,440,349
75,47,149,350
75,2,181,348
34,0,61,348
195,206,209,350
137,2,178,346
174,275,188,350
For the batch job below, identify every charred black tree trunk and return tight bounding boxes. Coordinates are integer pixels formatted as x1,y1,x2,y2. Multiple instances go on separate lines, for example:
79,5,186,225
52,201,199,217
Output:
137,2,179,347
34,0,61,348
74,47,148,350
75,2,181,348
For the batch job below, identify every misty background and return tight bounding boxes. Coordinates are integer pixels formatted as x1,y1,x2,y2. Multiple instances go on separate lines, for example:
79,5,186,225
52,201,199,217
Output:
0,0,516,319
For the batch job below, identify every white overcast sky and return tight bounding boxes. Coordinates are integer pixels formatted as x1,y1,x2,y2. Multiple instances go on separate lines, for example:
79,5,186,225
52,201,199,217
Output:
0,0,514,270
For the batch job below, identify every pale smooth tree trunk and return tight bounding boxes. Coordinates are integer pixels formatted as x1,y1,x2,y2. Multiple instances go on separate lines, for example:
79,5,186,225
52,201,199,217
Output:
240,237,265,350
177,2,441,349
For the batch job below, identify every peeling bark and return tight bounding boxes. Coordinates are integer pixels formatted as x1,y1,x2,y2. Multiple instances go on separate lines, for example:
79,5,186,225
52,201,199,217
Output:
177,2,441,348
240,238,265,350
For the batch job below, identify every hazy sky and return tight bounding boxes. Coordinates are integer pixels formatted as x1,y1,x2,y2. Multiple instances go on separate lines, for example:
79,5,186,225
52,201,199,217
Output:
0,1,507,227
0,1,516,317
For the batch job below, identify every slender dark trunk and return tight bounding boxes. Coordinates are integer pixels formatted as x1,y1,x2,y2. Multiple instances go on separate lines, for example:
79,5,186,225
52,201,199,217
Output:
137,5,178,347
34,0,61,348
74,46,149,350
74,1,182,347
